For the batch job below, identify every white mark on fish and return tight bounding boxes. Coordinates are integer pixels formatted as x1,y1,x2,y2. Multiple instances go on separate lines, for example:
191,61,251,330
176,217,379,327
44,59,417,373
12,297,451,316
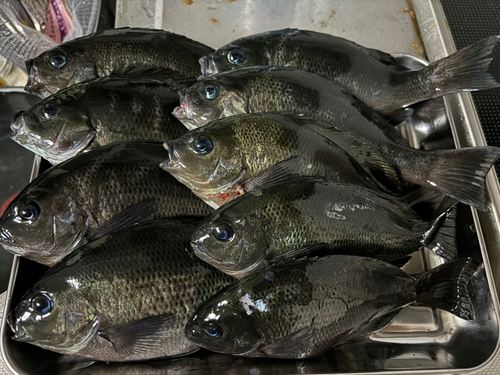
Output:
240,293,268,315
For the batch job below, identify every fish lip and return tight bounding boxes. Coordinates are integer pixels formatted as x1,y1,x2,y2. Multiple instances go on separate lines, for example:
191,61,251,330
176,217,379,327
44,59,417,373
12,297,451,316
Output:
8,313,33,343
199,56,216,78
11,110,27,139
172,90,191,121
160,141,177,170
0,226,15,245
24,60,44,95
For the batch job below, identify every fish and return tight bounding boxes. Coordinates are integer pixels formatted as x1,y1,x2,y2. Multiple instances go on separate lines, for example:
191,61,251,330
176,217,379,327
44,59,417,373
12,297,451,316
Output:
12,76,189,165
0,141,212,266
199,29,500,115
25,27,214,97
161,113,391,209
185,255,479,359
190,177,457,279
171,68,500,211
8,220,234,362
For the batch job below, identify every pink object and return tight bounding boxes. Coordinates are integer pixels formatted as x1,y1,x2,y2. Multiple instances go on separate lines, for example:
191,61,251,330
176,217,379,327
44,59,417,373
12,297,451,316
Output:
44,0,73,43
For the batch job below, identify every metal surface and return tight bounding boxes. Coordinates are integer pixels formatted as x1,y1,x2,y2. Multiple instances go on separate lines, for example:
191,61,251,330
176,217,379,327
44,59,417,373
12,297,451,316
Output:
1,0,500,374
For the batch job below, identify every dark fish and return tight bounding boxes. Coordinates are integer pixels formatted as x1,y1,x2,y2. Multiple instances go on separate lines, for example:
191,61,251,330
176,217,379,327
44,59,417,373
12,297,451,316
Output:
8,220,234,362
12,76,188,164
161,113,386,209
190,178,457,278
200,29,500,114
25,27,213,97
185,256,479,358
0,142,212,266
171,68,500,211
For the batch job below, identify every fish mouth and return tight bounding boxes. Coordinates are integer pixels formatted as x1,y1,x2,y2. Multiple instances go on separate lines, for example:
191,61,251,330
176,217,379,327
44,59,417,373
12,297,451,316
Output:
8,312,33,343
199,56,217,78
172,90,200,130
160,141,178,170
11,110,27,140
0,226,15,245
24,60,47,97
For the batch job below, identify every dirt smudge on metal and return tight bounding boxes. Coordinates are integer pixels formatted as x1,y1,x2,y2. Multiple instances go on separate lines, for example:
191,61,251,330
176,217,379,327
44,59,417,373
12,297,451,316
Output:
404,0,426,57
210,17,219,23
227,0,238,3
181,0,193,5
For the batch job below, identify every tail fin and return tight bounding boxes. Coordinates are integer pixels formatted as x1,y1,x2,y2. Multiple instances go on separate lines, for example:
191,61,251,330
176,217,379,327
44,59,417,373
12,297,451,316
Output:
401,146,500,211
415,258,480,320
426,35,500,95
418,202,458,261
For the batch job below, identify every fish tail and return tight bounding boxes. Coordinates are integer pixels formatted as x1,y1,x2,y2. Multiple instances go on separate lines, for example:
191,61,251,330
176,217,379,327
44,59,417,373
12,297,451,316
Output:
417,201,458,261
400,146,500,212
415,258,480,320
424,35,500,95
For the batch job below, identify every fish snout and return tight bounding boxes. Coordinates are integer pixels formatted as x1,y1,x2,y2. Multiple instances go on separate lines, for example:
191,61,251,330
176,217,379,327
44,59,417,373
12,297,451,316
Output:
24,60,43,95
7,311,32,342
160,141,177,170
11,110,27,139
199,56,215,78
0,226,14,244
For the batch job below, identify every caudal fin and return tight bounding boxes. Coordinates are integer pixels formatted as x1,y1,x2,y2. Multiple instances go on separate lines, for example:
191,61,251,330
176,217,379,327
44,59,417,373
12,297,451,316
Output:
415,258,480,320
426,35,500,95
421,203,458,261
402,146,500,212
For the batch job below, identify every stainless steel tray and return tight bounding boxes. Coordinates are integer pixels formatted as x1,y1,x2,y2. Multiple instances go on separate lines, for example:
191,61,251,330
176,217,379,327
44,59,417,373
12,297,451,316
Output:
2,0,500,374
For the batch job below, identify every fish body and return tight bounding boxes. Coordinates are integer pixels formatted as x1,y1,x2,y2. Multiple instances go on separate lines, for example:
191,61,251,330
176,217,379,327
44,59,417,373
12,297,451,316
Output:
200,29,500,113
172,68,500,211
8,220,234,362
0,142,212,266
161,113,385,209
26,27,214,97
190,178,456,278
185,256,479,359
12,77,188,164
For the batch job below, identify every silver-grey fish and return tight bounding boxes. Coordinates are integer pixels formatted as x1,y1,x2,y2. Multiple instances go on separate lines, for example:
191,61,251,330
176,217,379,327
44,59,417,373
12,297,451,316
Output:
8,220,234,362
190,178,457,278
185,256,479,358
200,29,500,114
0,141,211,266
25,27,213,97
171,68,500,211
12,76,189,165
161,113,387,209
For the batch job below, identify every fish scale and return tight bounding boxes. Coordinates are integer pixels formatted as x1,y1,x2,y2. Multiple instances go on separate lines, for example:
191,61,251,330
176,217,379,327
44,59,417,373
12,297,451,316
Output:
202,29,499,114
0,142,213,266
25,28,214,97
12,77,189,165
8,220,234,362
190,178,444,279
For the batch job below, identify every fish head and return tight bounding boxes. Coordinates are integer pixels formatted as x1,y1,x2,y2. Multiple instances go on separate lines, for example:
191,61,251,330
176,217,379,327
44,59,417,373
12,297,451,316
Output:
172,75,249,129
200,39,271,77
11,97,95,165
160,121,247,195
190,197,269,278
185,285,261,355
0,185,89,266
25,46,97,97
8,274,100,354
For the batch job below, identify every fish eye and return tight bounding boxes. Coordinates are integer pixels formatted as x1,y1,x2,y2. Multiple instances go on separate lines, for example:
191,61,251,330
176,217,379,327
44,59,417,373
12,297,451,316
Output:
227,50,245,65
204,323,223,338
40,104,58,119
191,137,213,154
213,224,234,242
19,203,40,221
205,84,220,100
32,294,53,314
49,54,67,68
